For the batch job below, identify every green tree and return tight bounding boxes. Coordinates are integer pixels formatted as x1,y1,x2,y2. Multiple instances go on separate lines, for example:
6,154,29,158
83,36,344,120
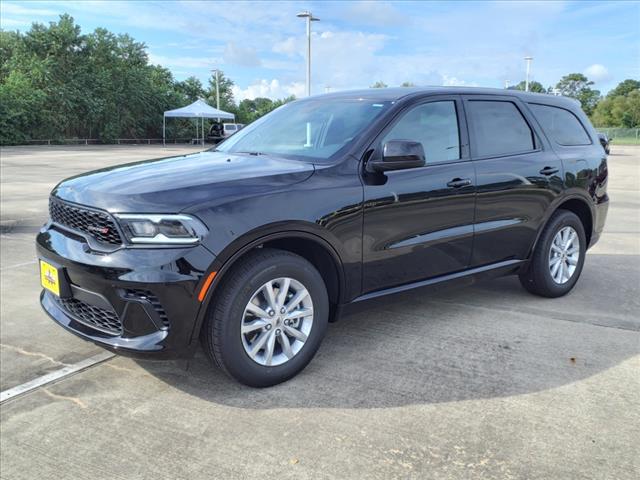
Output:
175,76,205,102
370,81,388,88
554,73,601,116
0,70,46,144
0,14,187,144
509,80,546,93
400,81,415,87
0,14,297,144
236,95,295,124
607,79,640,98
206,70,235,112
592,79,640,127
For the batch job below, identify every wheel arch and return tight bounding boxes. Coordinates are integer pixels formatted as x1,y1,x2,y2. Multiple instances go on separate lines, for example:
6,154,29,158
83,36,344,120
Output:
191,228,347,346
528,194,595,260
555,197,594,247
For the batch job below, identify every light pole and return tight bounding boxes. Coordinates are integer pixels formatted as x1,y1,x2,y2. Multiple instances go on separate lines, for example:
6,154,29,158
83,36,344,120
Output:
297,11,320,96
524,56,533,92
210,69,220,110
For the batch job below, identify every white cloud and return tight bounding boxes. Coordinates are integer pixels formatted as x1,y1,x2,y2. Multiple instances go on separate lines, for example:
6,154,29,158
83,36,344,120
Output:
223,42,261,67
148,53,222,70
0,17,32,29
232,79,304,102
0,3,59,16
273,37,299,57
442,75,476,87
584,64,611,83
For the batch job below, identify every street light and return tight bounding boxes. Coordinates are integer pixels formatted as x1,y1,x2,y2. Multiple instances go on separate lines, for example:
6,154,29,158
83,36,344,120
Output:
210,69,221,110
297,11,320,96
524,56,533,92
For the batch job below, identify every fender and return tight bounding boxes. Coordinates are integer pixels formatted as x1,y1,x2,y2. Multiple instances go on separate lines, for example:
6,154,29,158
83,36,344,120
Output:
525,191,595,262
188,224,348,348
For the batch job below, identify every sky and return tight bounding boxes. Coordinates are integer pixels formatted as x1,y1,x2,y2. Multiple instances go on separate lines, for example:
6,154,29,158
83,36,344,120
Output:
1,1,638,102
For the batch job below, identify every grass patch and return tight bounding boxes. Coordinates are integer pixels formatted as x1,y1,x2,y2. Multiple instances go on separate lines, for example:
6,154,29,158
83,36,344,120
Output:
611,137,640,145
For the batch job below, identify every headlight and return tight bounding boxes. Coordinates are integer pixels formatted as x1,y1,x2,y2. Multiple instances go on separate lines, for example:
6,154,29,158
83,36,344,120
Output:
114,214,207,245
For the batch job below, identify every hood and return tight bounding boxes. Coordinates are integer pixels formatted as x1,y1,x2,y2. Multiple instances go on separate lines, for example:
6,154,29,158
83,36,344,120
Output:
52,150,315,213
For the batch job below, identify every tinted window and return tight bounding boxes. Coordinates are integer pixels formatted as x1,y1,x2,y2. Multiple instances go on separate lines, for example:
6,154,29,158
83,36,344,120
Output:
382,101,460,164
467,100,535,157
528,103,591,146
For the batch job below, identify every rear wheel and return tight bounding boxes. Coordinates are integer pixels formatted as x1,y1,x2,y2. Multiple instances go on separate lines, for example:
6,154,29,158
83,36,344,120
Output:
519,210,587,298
202,248,329,387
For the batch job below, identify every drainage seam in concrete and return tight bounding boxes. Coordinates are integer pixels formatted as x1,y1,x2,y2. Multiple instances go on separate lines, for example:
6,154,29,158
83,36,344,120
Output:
0,351,115,404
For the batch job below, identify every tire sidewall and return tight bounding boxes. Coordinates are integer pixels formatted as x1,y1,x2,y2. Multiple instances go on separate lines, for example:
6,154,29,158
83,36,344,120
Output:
215,254,328,387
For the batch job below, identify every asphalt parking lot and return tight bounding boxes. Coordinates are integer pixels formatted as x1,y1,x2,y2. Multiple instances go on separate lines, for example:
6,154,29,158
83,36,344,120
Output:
1,144,638,479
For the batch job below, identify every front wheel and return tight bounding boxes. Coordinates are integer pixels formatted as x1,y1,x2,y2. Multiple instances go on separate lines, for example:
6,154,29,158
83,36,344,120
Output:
202,248,329,387
519,210,587,298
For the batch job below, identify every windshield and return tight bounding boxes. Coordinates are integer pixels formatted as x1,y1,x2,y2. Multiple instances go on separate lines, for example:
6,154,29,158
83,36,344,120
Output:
216,98,392,161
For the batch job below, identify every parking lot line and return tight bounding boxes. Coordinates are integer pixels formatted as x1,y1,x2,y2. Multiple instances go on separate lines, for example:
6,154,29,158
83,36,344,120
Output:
0,260,37,271
0,350,114,404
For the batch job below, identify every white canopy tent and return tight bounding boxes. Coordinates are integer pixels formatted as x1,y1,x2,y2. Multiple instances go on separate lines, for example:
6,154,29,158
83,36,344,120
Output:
163,99,235,145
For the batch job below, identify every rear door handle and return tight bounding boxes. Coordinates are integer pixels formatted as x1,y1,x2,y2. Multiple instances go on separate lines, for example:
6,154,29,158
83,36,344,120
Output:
447,178,472,188
539,166,559,176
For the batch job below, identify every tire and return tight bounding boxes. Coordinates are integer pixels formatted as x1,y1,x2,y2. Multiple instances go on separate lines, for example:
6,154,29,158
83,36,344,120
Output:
202,248,329,387
519,210,587,298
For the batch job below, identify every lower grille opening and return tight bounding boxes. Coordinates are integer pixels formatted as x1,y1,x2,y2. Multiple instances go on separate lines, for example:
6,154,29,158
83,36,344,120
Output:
55,296,122,335
124,289,170,328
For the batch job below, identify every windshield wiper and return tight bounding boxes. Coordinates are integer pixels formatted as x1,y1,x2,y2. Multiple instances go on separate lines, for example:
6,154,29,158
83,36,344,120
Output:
235,151,264,156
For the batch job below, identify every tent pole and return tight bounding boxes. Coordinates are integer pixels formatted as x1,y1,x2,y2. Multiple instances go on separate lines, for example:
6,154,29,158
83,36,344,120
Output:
163,115,166,147
201,117,204,146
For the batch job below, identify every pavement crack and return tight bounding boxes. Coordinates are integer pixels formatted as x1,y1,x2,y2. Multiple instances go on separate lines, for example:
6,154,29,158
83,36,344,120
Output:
0,343,70,367
423,300,640,332
41,388,87,409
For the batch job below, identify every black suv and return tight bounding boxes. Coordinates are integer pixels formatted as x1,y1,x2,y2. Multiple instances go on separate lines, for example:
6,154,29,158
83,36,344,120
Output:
37,87,609,386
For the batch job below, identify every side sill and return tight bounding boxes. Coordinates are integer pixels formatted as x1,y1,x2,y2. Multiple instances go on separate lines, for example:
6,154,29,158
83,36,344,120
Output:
352,259,524,303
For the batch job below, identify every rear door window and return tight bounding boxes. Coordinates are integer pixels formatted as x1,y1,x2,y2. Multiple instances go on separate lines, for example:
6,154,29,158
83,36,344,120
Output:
528,103,591,146
466,100,535,157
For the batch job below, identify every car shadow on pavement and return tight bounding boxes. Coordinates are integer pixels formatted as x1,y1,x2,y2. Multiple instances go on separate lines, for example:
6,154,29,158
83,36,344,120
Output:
134,254,640,409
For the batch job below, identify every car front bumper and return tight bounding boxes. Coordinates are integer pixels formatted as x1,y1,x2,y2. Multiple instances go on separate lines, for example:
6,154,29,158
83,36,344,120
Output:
36,224,216,359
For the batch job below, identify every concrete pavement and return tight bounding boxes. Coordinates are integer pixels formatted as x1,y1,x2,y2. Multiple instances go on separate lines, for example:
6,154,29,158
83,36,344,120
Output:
0,144,638,479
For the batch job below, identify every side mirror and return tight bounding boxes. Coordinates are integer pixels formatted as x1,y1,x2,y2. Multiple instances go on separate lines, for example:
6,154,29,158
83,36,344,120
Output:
369,140,426,172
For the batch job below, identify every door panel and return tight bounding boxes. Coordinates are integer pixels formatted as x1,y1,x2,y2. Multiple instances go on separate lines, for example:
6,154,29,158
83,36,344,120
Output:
363,163,476,291
463,95,564,266
471,152,564,265
362,96,476,293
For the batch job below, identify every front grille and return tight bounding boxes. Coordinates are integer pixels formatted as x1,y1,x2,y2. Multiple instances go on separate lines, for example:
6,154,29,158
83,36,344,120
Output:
56,296,122,335
124,289,169,328
49,197,123,245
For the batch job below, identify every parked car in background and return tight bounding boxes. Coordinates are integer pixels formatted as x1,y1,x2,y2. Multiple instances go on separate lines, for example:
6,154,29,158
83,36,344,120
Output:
37,87,608,387
207,122,244,143
598,132,610,154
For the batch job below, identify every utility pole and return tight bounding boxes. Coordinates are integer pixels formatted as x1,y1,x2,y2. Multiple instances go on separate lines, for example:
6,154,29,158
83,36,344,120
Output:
211,69,220,110
524,56,533,92
297,11,320,96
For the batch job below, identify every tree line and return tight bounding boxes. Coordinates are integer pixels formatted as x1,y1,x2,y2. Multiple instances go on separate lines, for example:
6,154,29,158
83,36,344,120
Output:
0,15,294,145
2,15,638,145
371,76,639,129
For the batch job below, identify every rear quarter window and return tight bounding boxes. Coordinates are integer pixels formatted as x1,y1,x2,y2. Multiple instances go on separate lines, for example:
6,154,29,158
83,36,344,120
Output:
528,103,591,146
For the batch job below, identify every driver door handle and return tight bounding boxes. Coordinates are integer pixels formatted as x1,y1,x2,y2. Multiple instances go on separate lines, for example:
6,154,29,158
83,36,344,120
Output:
447,178,472,188
539,166,559,176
